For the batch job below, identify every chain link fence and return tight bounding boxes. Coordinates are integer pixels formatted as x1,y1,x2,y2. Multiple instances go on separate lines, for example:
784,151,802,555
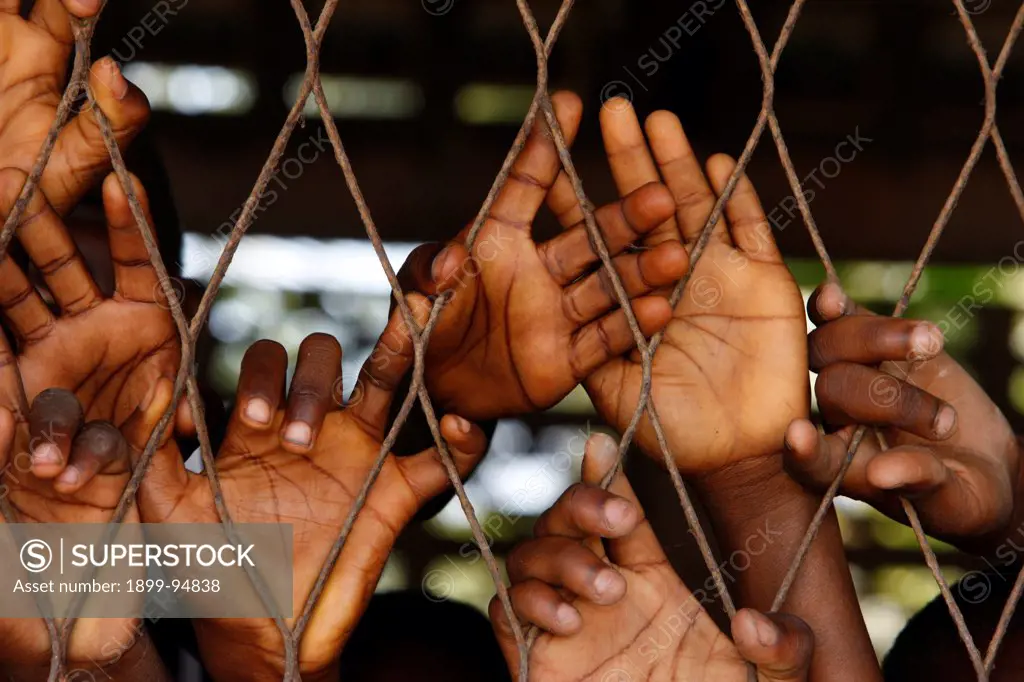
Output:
0,0,1021,680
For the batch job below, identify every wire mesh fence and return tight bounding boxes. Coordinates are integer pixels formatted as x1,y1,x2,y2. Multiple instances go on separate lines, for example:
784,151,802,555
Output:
0,0,1022,680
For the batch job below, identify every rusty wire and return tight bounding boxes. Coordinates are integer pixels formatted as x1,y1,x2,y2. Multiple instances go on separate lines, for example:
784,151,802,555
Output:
0,0,1022,680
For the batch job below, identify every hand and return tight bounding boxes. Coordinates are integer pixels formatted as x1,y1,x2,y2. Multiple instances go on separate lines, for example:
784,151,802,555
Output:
0,170,183,448
0,389,168,675
136,305,489,681
397,91,687,420
0,0,150,216
549,99,808,473
491,433,814,681
783,281,1020,552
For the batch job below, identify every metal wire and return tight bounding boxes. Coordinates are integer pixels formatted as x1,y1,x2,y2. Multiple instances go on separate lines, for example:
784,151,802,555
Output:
0,0,1020,680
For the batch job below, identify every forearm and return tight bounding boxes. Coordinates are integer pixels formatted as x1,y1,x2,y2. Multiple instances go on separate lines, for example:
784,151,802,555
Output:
694,453,881,682
3,633,172,682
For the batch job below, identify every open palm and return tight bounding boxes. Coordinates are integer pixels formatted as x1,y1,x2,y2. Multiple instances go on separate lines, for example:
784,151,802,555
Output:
137,322,488,681
398,92,688,421
549,101,807,472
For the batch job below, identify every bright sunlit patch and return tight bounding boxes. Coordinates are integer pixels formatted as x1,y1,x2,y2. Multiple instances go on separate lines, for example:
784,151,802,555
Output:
182,234,418,294
123,63,257,115
454,83,536,125
284,74,424,119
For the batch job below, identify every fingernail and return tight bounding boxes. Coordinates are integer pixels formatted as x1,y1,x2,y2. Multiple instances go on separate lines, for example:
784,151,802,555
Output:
555,603,581,629
454,416,472,435
101,58,129,101
74,0,103,14
603,499,632,531
593,569,620,599
431,246,455,284
284,421,312,448
750,611,779,648
910,323,943,359
56,466,80,488
933,404,957,438
245,398,272,425
32,444,62,466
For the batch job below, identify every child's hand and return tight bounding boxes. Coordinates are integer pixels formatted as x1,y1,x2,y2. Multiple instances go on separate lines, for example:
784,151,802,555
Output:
784,281,1020,551
397,91,687,421
553,99,808,473
491,433,814,682
135,300,489,681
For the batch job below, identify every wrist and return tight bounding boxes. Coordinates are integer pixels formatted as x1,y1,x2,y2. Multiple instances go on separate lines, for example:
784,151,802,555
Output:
693,453,806,524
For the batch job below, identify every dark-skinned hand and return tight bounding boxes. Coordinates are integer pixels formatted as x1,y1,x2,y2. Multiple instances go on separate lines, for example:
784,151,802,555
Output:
0,389,169,676
783,281,1020,553
547,99,808,473
134,301,489,682
397,91,687,420
0,0,150,217
491,433,814,682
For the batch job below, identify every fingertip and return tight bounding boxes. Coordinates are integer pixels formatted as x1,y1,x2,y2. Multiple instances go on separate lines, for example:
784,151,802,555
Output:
865,450,945,493
626,181,677,229
554,602,583,634
910,322,945,360
652,240,690,279
592,567,627,605
933,404,957,440
733,608,779,651
53,466,84,494
644,109,683,139
551,90,584,120
242,398,273,428
91,56,129,101
705,153,739,189
812,281,847,322
64,0,102,18
602,497,639,535
583,432,619,481
783,419,819,461
634,296,674,335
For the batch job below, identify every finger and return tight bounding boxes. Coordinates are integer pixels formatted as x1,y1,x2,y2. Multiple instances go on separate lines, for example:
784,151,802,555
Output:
506,535,626,606
13,186,101,314
27,388,84,479
103,172,164,303
782,419,877,501
489,91,582,231
815,363,958,440
233,340,287,430
706,154,781,262
539,181,676,286
43,58,151,216
866,447,1012,537
396,414,488,507
561,240,689,325
132,378,190,522
0,252,54,343
62,0,103,18
600,99,661,196
508,579,582,636
0,332,23,422
533,483,640,540
808,317,944,371
806,281,852,327
568,296,672,381
645,110,725,245
29,0,73,47
580,432,668,567
732,610,814,682
489,596,525,679
53,421,128,494
0,407,14,470
395,242,446,297
0,0,17,13
349,293,432,440
282,333,342,452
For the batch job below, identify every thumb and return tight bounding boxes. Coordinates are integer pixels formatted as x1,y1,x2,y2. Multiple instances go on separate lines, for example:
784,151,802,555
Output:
125,378,190,522
396,414,488,509
732,609,814,682
0,406,13,470
42,57,150,216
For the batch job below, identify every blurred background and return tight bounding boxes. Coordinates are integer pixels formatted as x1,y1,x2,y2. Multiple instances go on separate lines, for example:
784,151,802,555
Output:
85,0,1024,663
